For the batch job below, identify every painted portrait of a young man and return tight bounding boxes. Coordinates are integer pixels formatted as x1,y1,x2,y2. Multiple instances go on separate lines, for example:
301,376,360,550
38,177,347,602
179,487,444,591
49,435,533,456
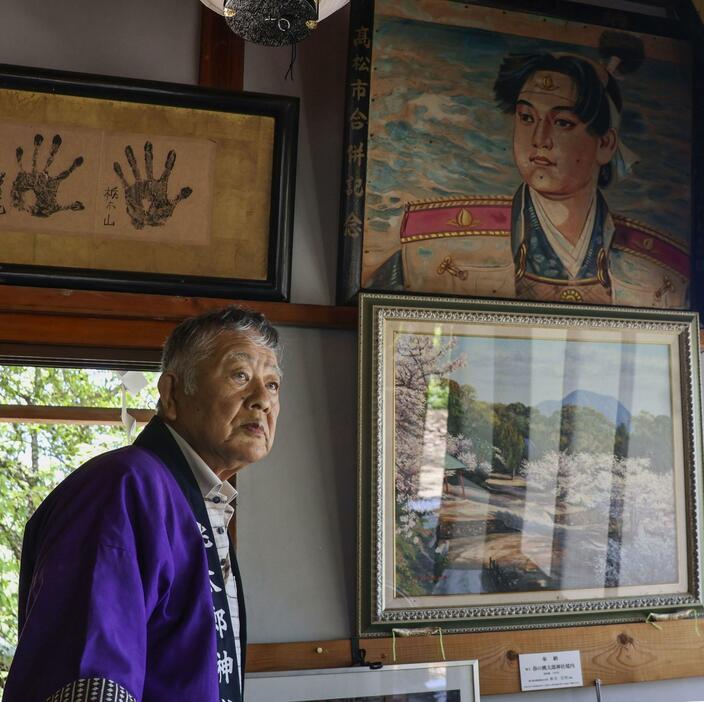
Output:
360,0,691,308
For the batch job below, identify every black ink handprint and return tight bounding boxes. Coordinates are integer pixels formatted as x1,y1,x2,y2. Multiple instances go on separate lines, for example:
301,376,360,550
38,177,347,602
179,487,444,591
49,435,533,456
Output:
113,142,193,230
11,134,85,217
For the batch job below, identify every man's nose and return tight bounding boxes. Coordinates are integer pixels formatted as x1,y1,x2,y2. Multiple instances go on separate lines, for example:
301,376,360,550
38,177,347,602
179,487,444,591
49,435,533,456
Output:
247,377,271,412
532,118,553,149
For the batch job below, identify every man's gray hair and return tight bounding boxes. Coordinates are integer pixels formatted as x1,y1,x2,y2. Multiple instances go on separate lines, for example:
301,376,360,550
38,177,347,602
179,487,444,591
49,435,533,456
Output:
161,306,281,395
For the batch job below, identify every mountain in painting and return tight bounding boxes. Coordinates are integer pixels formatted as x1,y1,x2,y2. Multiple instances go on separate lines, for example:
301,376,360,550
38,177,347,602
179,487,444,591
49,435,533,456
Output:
536,389,631,428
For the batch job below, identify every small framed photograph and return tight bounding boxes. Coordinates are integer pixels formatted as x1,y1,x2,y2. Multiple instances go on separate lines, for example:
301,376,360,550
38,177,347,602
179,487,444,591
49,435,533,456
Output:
245,660,480,701
358,292,703,634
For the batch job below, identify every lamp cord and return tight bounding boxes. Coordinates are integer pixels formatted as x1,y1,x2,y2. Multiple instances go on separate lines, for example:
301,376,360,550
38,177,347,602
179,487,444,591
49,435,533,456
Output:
285,40,297,80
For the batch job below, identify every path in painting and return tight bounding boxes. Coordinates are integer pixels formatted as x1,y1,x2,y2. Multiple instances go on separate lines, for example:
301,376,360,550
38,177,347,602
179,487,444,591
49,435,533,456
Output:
397,402,678,597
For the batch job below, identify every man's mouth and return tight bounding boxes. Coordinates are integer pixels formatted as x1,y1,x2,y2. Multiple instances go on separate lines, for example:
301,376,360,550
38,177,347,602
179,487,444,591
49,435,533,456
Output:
242,422,265,437
530,155,555,166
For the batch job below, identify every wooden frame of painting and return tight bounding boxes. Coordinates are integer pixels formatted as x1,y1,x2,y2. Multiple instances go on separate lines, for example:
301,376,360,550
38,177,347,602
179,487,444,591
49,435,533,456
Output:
0,63,298,301
246,661,481,701
357,292,703,635
337,0,701,312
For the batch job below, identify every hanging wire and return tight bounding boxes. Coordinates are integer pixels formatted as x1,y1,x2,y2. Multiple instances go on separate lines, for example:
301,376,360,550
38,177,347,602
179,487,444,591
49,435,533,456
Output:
285,41,297,81
283,0,318,80
391,627,446,663
646,608,702,637
645,612,663,631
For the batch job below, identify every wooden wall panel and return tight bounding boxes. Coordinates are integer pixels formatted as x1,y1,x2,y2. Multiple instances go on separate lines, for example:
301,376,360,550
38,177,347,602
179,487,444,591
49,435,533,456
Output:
198,5,245,92
247,619,704,696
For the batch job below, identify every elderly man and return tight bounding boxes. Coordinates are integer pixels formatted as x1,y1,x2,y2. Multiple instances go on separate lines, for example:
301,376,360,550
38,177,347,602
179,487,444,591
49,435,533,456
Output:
4,306,282,702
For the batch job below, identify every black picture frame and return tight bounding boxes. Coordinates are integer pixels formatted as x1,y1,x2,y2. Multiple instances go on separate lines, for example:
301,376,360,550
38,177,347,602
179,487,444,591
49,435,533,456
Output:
337,0,701,311
0,63,298,301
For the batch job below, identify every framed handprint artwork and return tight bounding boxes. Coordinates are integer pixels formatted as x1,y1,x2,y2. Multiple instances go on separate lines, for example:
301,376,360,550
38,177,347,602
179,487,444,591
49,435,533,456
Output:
0,64,298,300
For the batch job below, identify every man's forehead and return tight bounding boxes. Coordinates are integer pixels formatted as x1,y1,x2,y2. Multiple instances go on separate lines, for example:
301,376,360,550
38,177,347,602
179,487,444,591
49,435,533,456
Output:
518,70,577,104
218,340,282,376
224,349,280,371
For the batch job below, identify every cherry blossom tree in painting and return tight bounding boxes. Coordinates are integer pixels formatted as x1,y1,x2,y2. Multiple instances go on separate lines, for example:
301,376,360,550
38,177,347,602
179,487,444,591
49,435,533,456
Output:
393,333,465,595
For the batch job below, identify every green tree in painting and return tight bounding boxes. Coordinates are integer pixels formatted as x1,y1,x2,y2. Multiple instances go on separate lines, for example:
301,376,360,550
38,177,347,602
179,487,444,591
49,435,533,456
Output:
426,376,450,410
0,366,158,689
492,403,531,477
629,411,674,473
557,405,620,454
447,380,493,466
524,405,627,463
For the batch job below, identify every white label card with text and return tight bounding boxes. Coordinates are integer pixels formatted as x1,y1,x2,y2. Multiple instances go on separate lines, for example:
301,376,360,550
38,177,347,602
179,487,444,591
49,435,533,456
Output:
519,650,583,691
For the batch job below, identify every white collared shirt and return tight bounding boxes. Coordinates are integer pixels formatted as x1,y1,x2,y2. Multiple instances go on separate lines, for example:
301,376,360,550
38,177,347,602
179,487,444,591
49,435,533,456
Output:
164,424,242,682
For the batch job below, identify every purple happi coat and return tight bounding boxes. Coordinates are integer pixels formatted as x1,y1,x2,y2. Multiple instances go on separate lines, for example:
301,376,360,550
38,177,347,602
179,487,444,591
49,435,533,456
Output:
4,417,246,702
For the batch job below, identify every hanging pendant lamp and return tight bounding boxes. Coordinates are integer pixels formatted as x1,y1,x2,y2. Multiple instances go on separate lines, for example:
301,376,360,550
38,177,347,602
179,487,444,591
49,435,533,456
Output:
199,0,349,46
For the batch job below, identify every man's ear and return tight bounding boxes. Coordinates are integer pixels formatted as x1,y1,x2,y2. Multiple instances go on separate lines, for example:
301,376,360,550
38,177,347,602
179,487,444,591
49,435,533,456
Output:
157,373,179,422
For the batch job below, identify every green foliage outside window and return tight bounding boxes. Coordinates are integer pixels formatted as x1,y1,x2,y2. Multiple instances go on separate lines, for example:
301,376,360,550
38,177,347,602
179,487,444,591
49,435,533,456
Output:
0,365,159,690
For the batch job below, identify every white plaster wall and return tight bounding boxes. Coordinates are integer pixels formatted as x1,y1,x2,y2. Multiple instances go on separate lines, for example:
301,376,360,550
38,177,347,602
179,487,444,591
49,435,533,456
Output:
237,326,357,641
0,0,200,83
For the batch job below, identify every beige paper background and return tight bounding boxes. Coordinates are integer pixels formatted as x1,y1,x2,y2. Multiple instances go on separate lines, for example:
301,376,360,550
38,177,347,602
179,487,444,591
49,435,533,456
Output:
0,89,275,281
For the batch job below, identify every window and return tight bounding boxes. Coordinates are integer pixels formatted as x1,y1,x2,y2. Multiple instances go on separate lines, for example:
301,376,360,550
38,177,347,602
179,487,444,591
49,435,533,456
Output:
0,364,159,689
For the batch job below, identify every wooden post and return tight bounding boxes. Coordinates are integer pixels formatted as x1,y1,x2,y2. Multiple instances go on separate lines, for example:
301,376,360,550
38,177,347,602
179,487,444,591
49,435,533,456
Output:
198,5,245,91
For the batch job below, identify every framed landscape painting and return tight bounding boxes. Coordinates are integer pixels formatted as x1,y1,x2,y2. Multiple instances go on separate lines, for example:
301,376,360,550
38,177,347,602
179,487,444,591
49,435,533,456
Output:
0,63,298,300
357,292,703,634
338,0,696,310
246,661,480,701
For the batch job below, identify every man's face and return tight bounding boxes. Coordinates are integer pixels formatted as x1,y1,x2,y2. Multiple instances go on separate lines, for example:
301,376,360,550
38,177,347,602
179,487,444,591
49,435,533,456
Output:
512,71,616,198
160,331,281,478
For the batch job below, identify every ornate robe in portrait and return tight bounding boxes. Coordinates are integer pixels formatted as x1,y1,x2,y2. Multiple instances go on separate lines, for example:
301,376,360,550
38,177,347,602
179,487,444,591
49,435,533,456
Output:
4,417,246,702
512,185,612,304
368,185,689,309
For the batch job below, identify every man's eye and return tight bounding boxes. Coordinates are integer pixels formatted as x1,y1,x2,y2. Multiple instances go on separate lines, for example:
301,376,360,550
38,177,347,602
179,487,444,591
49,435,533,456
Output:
518,112,534,124
267,381,281,393
233,370,249,382
554,118,575,129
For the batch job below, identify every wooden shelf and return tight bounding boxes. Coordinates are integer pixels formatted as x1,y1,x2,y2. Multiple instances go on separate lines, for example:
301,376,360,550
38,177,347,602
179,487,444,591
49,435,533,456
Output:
247,619,704,696
0,285,356,361
0,285,356,327
0,283,700,368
